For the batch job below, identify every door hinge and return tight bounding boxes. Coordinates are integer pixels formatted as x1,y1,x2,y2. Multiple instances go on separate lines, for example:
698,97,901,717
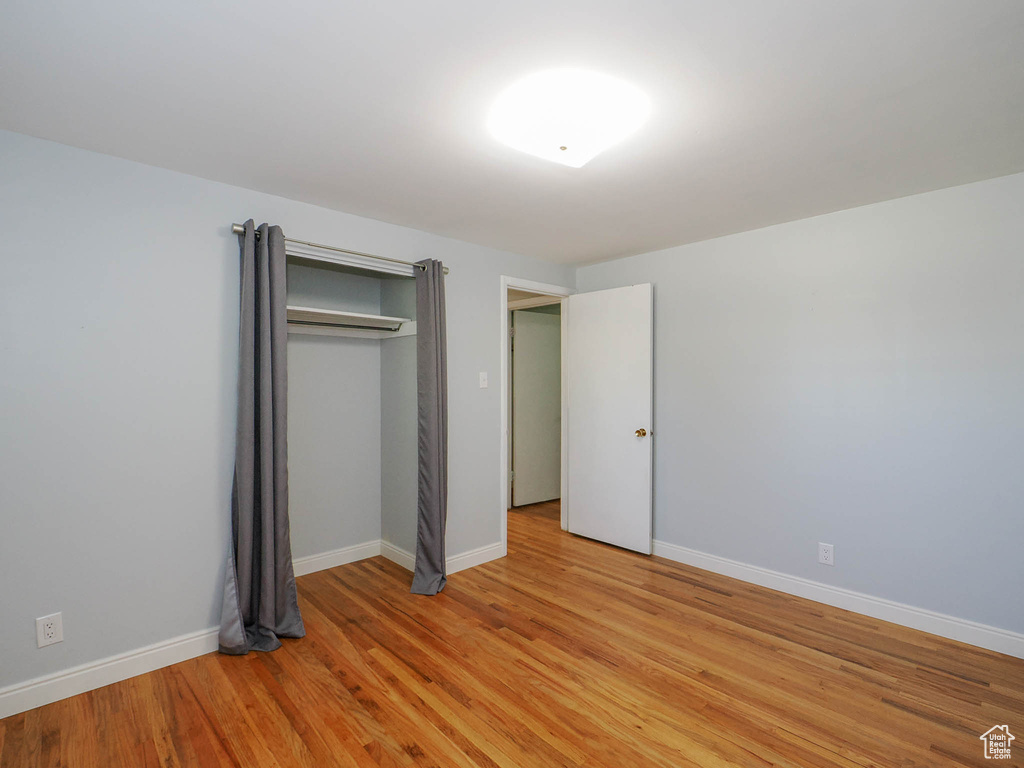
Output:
509,327,516,337
510,470,515,482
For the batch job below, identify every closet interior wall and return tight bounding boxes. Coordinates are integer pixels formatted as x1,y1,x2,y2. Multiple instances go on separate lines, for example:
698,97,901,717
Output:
286,261,417,562
380,279,419,555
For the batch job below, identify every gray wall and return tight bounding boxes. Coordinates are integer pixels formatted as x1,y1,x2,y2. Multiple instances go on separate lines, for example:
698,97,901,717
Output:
287,261,381,312
287,267,383,559
577,171,1024,634
0,128,575,690
439,257,574,554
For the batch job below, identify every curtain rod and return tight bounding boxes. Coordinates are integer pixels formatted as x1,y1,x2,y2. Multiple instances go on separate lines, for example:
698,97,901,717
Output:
231,223,448,274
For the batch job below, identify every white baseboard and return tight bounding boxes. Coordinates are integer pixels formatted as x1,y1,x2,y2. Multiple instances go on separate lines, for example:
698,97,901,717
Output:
447,542,505,574
0,626,219,720
653,540,1024,660
380,541,417,571
293,540,382,577
380,540,505,576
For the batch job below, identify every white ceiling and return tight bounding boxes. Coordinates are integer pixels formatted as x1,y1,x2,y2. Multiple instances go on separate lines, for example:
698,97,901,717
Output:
2,1,1023,265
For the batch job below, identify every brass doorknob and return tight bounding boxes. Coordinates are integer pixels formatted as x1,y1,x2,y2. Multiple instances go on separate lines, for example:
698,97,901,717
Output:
635,428,647,437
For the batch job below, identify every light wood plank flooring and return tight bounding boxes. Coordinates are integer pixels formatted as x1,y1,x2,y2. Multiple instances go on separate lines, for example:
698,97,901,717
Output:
2,500,1022,766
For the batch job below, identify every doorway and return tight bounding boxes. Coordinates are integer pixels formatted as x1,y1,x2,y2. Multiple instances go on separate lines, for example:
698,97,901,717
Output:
499,277,655,558
499,277,571,555
510,299,562,507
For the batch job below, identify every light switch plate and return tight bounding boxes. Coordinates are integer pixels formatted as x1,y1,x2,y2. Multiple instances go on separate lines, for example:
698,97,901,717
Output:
479,372,488,388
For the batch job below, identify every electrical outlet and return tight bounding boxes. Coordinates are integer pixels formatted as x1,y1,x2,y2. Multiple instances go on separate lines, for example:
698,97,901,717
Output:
817,542,835,567
36,612,63,648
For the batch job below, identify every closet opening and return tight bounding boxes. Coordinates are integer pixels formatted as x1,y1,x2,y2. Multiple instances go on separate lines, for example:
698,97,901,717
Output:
286,254,421,576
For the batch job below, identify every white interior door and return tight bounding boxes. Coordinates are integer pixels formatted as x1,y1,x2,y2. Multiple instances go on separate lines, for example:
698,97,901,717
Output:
566,284,653,554
512,308,562,505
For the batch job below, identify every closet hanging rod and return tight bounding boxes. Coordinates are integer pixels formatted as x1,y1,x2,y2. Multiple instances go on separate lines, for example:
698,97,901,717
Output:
230,223,449,274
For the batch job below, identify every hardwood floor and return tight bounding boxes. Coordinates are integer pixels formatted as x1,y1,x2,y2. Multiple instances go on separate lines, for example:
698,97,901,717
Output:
2,500,1022,766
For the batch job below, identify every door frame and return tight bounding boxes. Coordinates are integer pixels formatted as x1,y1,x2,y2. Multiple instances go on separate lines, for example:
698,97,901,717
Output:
500,275,572,557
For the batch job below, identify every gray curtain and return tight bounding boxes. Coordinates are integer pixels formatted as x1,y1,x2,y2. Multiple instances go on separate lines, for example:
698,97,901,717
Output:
219,220,305,654
411,259,449,595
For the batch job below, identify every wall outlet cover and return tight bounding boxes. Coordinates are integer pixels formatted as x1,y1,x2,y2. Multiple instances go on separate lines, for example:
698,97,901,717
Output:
36,612,63,647
818,542,835,566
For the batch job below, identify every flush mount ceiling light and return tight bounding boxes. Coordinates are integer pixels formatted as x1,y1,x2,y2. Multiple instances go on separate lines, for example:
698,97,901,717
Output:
488,69,651,168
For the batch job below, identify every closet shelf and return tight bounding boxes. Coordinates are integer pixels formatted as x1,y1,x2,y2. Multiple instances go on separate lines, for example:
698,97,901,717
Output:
287,305,410,330
286,305,415,339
